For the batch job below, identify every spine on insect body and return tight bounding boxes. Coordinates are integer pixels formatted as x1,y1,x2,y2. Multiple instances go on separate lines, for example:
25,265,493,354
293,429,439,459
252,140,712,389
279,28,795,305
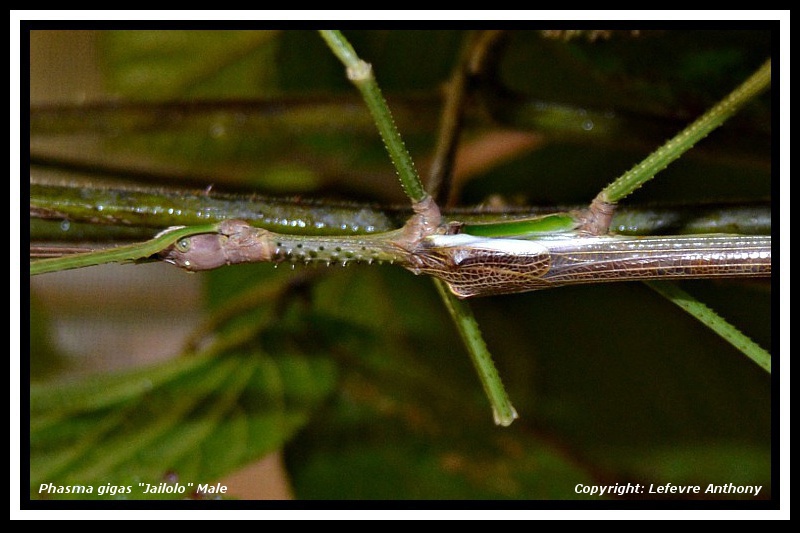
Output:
268,231,406,267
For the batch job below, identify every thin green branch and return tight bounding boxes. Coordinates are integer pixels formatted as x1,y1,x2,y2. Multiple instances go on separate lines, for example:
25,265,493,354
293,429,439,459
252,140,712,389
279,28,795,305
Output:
29,182,397,235
433,279,518,426
319,30,428,204
597,59,771,204
645,281,770,373
30,183,772,241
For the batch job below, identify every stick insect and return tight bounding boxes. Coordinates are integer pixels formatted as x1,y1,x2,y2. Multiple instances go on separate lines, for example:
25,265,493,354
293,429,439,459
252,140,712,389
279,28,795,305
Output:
28,29,772,500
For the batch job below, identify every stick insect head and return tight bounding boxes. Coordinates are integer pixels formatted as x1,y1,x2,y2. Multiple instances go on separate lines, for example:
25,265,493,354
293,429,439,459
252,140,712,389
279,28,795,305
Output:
161,232,229,271
160,220,276,271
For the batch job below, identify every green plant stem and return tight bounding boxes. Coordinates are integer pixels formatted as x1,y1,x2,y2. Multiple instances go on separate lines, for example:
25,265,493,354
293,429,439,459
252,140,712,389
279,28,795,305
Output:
319,30,427,204
29,182,397,235
597,59,771,204
433,279,518,426
645,281,770,373
30,183,772,240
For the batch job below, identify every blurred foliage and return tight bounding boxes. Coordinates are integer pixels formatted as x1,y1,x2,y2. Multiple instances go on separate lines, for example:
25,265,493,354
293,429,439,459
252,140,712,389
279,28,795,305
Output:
31,347,337,500
29,29,772,500
29,291,66,380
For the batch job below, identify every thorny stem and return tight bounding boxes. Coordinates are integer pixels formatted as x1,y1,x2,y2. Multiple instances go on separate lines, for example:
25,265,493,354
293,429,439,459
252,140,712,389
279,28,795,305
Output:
30,182,773,244
433,279,518,426
645,281,771,373
319,30,428,205
583,59,771,235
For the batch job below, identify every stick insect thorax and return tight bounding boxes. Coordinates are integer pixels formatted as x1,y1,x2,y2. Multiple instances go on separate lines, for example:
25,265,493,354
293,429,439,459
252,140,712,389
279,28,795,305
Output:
160,219,407,271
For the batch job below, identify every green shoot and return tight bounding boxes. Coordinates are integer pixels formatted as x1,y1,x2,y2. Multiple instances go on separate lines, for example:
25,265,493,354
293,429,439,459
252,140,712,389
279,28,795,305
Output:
645,281,770,373
319,30,428,204
433,279,518,426
597,59,771,204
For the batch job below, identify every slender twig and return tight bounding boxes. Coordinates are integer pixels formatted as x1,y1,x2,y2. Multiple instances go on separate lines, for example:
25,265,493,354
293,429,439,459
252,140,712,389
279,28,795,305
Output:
319,30,428,204
427,31,509,206
433,279,518,426
645,281,771,372
30,182,772,240
183,271,319,353
583,59,771,235
439,30,508,208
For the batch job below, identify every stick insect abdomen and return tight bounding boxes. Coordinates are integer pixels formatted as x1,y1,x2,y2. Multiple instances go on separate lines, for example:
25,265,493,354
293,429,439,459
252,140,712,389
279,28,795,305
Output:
414,233,771,298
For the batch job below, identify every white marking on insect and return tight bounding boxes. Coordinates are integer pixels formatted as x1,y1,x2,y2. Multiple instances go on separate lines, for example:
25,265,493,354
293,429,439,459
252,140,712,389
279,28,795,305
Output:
425,234,550,256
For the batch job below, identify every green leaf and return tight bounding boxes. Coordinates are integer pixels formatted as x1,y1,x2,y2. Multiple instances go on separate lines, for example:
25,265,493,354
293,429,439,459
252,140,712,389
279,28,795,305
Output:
30,351,337,499
100,30,282,99
96,30,322,193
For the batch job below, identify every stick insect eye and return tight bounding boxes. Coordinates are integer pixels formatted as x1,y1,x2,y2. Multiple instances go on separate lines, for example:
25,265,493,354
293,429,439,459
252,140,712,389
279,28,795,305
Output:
175,238,192,253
